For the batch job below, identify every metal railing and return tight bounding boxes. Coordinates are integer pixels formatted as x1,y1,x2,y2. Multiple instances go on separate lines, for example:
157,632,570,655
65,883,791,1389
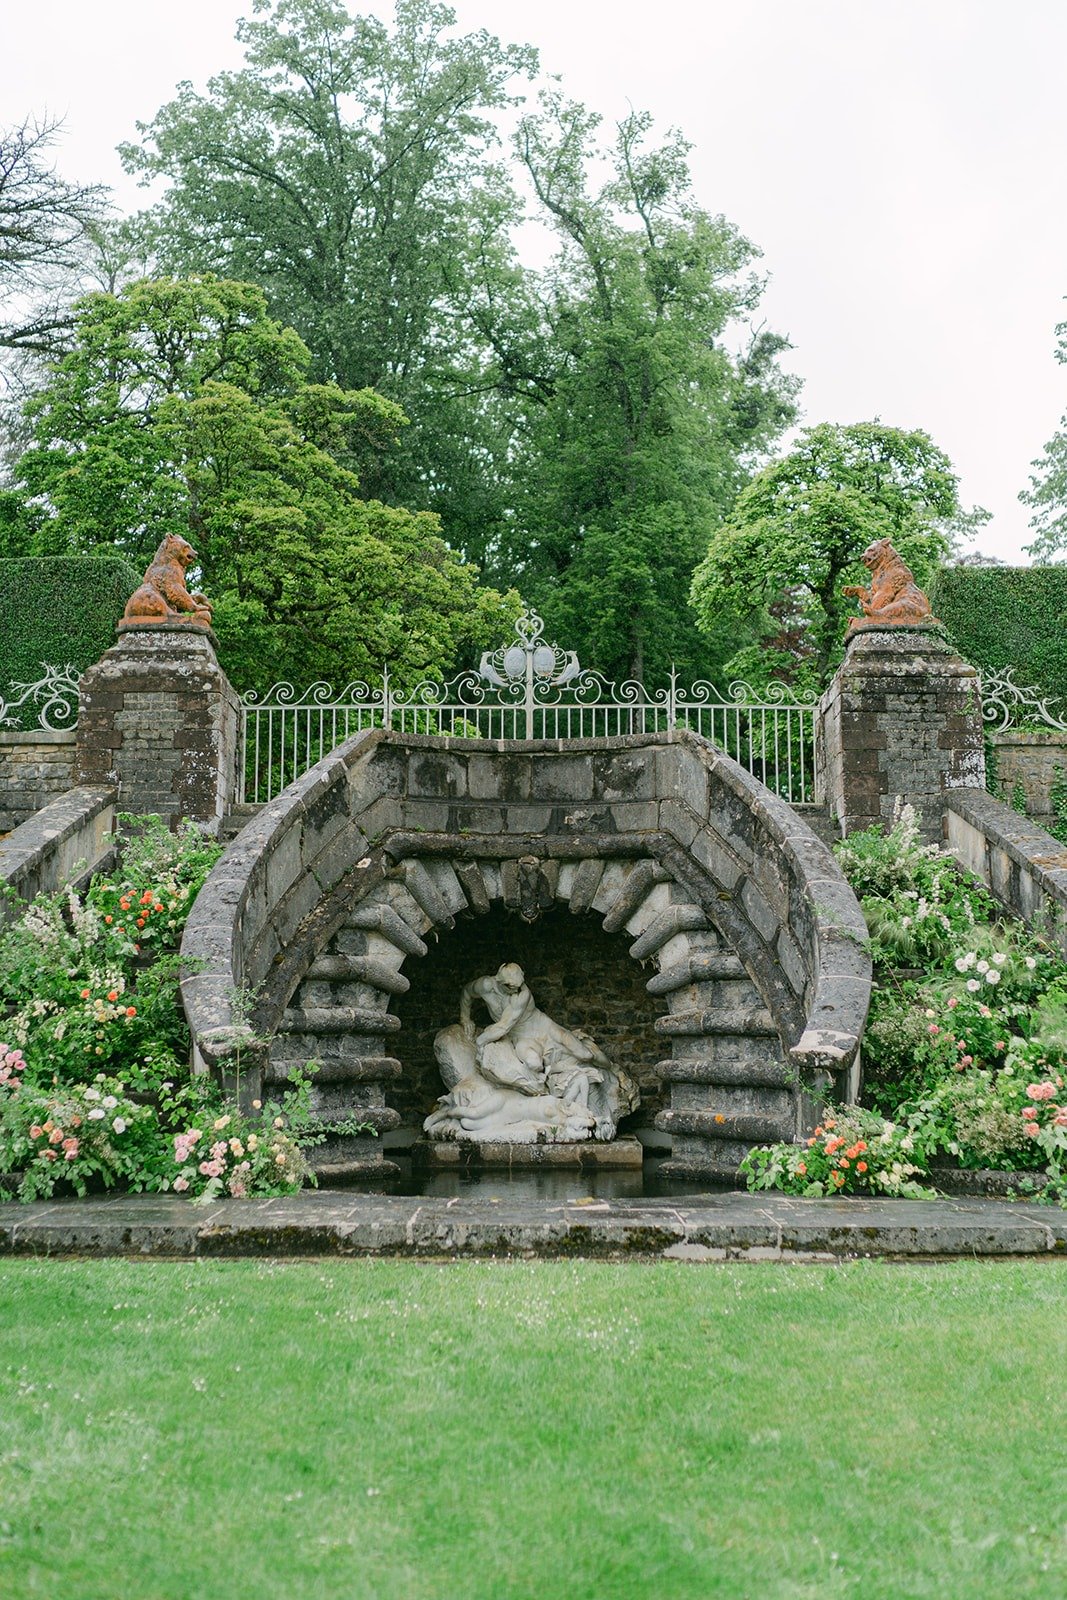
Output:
238,612,819,806
0,664,81,731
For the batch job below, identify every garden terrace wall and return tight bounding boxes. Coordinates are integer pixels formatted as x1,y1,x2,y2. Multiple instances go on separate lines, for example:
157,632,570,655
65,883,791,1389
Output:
0,731,76,832
988,731,1067,818
945,788,1067,959
0,784,116,924
181,731,871,1165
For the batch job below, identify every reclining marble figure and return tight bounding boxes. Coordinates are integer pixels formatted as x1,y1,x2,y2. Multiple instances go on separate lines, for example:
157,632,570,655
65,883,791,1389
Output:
424,963,639,1144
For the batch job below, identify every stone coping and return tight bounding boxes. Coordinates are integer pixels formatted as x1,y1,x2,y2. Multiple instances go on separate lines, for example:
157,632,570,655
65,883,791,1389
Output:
0,783,116,920
0,728,76,746
945,787,1067,959
0,1190,1062,1259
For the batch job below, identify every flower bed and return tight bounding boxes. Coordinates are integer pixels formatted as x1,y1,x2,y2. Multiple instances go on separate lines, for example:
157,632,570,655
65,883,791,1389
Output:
0,818,324,1202
742,804,1067,1201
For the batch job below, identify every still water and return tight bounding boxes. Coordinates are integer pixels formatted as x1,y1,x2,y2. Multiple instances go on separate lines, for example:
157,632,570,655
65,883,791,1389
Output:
323,1159,733,1203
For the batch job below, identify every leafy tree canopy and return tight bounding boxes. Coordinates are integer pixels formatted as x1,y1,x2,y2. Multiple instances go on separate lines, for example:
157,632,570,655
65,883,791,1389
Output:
500,99,798,684
689,422,971,686
1022,316,1067,561
11,274,515,691
120,0,536,531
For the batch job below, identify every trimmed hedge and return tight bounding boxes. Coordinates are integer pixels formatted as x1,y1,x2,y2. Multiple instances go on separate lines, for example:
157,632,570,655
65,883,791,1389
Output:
0,556,139,727
931,566,1067,707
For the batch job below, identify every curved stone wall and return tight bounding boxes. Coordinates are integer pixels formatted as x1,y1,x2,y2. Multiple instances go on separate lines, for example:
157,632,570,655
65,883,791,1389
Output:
181,731,871,1168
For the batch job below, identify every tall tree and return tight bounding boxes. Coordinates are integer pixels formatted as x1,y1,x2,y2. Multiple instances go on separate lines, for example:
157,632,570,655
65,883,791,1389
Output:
1022,316,1067,560
690,422,969,686
504,98,797,683
12,275,514,691
0,116,108,359
120,0,536,539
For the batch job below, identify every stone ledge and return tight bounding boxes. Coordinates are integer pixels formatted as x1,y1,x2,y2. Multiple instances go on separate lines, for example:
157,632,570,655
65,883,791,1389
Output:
0,1191,1061,1260
410,1136,645,1170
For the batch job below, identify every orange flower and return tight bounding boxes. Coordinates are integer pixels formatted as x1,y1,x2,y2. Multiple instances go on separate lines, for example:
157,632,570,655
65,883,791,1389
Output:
104,915,113,924
136,917,146,928
713,1113,725,1124
80,988,90,999
141,890,153,905
107,990,118,1002
796,1162,807,1175
838,1157,850,1169
126,1006,137,1018
856,1162,868,1173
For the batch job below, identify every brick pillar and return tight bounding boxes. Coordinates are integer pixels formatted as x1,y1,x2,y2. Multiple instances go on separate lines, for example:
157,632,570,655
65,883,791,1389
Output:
75,622,239,828
816,624,985,841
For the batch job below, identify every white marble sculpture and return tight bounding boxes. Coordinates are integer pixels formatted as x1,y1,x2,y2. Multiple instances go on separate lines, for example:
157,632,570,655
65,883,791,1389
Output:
424,963,639,1144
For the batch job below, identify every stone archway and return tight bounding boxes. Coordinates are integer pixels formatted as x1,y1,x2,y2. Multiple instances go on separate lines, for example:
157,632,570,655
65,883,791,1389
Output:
182,730,871,1179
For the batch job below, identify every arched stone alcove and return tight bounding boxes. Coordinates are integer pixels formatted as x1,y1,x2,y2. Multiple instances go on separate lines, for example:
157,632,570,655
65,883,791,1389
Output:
387,902,668,1128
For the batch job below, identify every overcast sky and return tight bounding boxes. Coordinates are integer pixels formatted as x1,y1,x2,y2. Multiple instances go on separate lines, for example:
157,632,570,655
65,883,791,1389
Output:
4,0,1065,561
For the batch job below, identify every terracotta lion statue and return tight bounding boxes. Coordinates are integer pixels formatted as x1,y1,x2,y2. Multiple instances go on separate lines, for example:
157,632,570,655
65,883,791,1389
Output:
122,534,213,627
842,538,936,631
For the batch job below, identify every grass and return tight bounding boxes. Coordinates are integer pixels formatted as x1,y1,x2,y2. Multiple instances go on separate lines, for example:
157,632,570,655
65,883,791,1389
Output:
0,1259,1065,1599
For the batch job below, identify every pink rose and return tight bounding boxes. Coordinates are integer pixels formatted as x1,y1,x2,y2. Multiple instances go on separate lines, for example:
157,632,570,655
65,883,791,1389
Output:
173,1176,189,1192
1023,1122,1041,1138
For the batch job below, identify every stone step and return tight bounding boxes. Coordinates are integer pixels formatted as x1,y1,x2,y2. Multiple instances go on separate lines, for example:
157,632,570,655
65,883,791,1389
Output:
279,1006,401,1035
629,906,708,960
657,1157,747,1185
655,1109,791,1144
304,954,410,994
217,803,263,843
310,1157,402,1183
302,1105,402,1136
601,860,670,933
265,1055,402,1087
645,954,746,995
655,1008,777,1038
790,804,840,850
657,1057,792,1088
343,904,428,958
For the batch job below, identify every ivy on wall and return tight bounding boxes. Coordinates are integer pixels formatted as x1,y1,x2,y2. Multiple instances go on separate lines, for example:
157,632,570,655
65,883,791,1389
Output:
931,566,1067,705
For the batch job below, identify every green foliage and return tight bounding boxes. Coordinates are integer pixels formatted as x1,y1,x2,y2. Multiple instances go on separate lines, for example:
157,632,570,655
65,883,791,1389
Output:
505,100,797,684
120,0,537,552
748,808,1067,1194
741,1106,932,1198
10,275,517,692
0,819,318,1201
1020,316,1067,559
118,4,797,683
691,422,967,683
0,555,139,720
930,563,1067,707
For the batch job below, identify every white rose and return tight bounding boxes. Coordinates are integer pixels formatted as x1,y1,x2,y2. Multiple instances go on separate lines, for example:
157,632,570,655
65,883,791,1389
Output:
977,960,989,974
102,1095,118,1109
1025,957,1037,970
985,969,1001,985
88,1108,106,1121
112,1117,127,1133
966,979,980,992
993,953,1008,966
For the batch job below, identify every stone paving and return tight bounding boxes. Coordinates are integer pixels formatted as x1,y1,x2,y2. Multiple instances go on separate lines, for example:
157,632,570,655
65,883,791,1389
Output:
0,1190,1064,1260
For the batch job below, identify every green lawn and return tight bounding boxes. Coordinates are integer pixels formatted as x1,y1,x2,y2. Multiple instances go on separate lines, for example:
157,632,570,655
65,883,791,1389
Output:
0,1259,1064,1599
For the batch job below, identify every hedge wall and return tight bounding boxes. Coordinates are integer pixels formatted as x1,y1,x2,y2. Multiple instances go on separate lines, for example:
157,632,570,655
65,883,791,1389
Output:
931,566,1067,706
0,556,139,727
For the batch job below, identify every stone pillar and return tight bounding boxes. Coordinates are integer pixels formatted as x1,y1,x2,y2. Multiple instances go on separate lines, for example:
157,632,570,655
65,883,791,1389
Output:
816,624,985,841
75,622,240,829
